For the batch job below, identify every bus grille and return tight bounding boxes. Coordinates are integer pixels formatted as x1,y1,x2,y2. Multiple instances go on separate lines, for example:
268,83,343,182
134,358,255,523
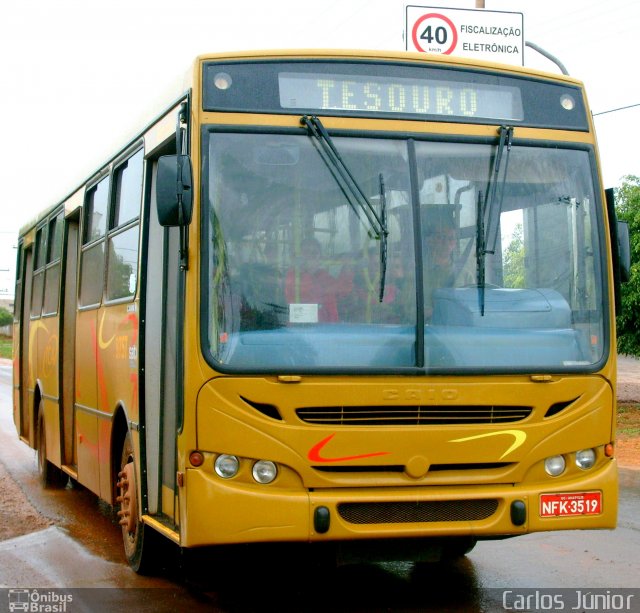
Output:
296,405,531,425
337,499,499,524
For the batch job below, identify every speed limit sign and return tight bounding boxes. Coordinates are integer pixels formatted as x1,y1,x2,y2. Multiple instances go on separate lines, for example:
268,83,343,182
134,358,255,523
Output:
406,6,524,65
411,12,458,55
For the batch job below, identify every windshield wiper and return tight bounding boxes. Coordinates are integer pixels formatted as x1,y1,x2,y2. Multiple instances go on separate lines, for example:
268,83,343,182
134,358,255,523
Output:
301,115,389,301
378,173,388,302
477,125,513,315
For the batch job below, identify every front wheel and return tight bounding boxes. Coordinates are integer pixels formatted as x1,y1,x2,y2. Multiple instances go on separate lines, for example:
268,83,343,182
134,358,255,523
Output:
116,431,160,574
441,536,477,560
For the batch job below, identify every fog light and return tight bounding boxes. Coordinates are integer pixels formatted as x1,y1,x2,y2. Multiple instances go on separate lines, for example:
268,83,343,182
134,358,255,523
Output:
575,448,596,470
544,455,566,477
215,454,239,479
252,460,277,484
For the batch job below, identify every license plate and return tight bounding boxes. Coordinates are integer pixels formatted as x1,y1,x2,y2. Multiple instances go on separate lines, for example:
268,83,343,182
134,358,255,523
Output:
539,491,602,517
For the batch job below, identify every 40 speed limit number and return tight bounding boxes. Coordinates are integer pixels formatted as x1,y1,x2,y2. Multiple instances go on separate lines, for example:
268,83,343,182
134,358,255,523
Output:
411,13,458,55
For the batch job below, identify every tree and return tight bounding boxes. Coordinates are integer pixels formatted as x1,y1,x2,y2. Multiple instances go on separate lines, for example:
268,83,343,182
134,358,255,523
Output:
0,306,12,327
503,223,525,288
615,175,640,356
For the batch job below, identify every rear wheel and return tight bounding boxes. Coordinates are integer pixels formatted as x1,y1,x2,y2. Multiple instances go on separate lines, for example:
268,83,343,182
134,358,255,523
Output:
116,431,160,574
36,401,65,488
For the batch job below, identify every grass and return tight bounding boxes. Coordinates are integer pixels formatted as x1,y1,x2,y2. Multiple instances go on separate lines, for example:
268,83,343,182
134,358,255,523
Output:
0,335,12,360
618,403,640,437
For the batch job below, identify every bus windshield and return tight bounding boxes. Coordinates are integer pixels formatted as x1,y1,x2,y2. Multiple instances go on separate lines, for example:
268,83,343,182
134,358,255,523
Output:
203,130,604,373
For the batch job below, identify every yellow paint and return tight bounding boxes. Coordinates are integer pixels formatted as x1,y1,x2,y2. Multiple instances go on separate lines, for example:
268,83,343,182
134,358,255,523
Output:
161,485,175,518
98,310,116,350
450,430,528,459
142,515,180,544
27,320,48,386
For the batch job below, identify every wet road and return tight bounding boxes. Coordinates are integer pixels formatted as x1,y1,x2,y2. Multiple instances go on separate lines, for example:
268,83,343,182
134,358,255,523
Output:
0,364,638,612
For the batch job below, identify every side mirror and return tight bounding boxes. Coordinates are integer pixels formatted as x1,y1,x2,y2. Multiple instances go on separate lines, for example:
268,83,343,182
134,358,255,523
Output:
617,220,631,283
156,155,193,226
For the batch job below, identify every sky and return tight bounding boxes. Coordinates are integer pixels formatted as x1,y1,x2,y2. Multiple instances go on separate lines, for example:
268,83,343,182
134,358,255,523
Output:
0,0,638,299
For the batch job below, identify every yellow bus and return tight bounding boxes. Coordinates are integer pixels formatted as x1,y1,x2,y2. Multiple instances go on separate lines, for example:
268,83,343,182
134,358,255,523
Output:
13,49,631,572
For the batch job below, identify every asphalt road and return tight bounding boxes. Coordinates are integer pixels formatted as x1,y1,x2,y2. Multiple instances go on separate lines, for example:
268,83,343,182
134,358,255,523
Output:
0,364,638,612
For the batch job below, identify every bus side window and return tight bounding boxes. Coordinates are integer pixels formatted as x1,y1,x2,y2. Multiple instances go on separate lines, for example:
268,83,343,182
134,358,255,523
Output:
30,226,46,318
79,176,109,307
43,212,63,315
14,244,23,323
106,149,143,301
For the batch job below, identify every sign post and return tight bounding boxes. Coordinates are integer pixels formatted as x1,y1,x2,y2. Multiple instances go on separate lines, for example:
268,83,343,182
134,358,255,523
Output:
405,6,524,65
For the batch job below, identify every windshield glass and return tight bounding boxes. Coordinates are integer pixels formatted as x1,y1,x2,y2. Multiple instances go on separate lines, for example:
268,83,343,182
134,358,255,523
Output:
203,131,604,373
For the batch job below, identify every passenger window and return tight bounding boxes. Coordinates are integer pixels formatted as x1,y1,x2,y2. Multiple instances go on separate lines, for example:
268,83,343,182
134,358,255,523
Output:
47,214,63,263
43,213,64,315
113,149,143,227
43,265,60,315
34,226,46,270
80,176,109,307
31,226,46,317
79,242,105,306
106,149,142,301
14,245,23,322
84,177,109,243
107,227,139,300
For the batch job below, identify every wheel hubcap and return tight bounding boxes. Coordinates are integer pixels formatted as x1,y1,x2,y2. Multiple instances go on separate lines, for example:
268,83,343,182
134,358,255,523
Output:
116,462,137,534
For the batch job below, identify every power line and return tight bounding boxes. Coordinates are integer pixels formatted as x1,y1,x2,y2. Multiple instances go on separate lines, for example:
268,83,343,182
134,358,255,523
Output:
593,103,640,117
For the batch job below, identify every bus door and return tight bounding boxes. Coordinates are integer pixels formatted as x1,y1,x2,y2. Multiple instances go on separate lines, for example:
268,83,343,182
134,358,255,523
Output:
18,246,33,442
144,146,181,527
61,215,79,468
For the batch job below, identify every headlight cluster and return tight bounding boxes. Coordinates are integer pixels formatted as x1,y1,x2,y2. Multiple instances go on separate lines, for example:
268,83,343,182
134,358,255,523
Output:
214,453,278,484
544,448,597,477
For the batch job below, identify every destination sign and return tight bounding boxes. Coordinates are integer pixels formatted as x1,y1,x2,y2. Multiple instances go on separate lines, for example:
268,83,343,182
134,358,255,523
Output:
278,72,523,121
202,60,589,130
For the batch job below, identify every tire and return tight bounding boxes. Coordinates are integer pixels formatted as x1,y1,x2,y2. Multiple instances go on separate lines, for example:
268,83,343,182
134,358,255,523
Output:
441,536,477,560
116,430,160,574
36,402,65,488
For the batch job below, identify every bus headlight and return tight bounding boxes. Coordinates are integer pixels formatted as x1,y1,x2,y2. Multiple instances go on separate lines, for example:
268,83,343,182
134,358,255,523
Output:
575,448,596,470
215,454,240,479
544,455,566,477
252,460,277,484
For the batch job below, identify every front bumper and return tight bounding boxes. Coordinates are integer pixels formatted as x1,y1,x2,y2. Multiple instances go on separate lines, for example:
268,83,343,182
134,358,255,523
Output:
181,457,617,547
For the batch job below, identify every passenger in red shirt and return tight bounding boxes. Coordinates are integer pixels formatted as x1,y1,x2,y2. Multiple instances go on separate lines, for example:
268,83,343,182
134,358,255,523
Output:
285,239,353,322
